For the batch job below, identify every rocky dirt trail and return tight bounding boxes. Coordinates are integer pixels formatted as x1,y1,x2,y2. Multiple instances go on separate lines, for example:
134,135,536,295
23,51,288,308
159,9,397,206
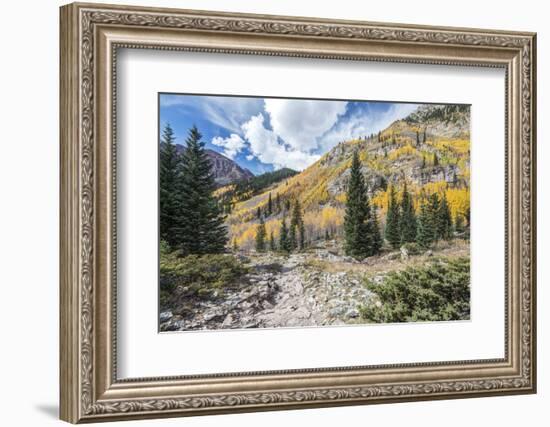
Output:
159,240,469,332
160,251,375,331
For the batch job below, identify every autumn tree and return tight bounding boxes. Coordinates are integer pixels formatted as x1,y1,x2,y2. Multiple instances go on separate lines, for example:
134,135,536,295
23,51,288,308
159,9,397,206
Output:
175,125,227,255
269,231,276,251
399,181,417,244
385,185,401,249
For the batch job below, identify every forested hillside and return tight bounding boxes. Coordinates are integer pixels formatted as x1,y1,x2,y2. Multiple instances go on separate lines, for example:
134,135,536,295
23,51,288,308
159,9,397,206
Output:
226,104,470,251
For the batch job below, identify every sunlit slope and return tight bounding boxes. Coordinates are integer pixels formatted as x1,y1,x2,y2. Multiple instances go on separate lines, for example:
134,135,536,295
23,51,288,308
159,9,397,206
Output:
225,104,471,249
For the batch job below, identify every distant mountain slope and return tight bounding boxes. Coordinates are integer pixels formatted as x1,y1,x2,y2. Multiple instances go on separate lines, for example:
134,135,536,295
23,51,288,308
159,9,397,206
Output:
171,144,254,186
225,104,471,250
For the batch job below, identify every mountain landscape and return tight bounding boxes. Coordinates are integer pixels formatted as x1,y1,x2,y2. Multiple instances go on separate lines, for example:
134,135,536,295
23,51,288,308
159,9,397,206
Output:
159,103,471,332
171,144,254,186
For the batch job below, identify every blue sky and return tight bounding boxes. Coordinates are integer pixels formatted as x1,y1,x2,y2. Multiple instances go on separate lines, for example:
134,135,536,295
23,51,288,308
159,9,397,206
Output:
159,93,420,175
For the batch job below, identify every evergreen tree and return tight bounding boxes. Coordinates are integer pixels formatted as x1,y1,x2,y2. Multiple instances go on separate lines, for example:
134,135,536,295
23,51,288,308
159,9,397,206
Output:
325,229,330,241
299,219,306,250
421,155,426,169
279,215,290,252
175,125,227,255
256,207,261,220
159,123,180,248
269,231,276,251
369,205,383,254
232,238,238,252
285,199,291,212
416,198,434,248
454,213,465,235
437,193,453,240
275,193,281,212
344,152,379,258
255,215,266,252
267,192,273,216
399,181,417,244
464,207,471,240
385,185,401,249
416,130,420,146
423,127,427,143
428,192,441,242
289,200,304,251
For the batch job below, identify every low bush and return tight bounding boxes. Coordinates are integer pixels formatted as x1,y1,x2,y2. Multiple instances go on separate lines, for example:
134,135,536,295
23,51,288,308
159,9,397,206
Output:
401,242,422,255
160,252,248,299
360,257,470,323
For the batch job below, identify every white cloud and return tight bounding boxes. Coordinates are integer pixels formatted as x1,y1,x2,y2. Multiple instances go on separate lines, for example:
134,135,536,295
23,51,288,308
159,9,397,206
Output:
246,154,254,161
318,103,420,152
264,99,347,152
211,133,246,159
241,113,320,171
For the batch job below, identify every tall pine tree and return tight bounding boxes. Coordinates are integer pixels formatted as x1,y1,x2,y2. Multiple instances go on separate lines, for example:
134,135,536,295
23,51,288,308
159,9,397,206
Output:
437,192,453,240
289,200,304,251
255,215,266,252
416,198,434,249
267,192,273,216
385,185,401,249
344,152,379,258
279,215,290,253
175,125,227,255
159,123,180,248
399,181,417,244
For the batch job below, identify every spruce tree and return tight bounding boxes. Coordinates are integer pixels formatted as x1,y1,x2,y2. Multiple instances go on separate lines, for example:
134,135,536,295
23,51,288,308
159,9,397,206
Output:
433,152,439,167
437,192,453,240
416,130,420,146
267,192,273,216
275,193,281,213
416,199,434,249
399,181,417,244
428,192,441,242
175,125,227,255
255,216,266,252
256,207,261,220
421,155,426,169
385,185,401,249
159,123,180,248
279,215,290,253
454,213,465,235
289,200,304,251
344,151,379,258
369,205,383,254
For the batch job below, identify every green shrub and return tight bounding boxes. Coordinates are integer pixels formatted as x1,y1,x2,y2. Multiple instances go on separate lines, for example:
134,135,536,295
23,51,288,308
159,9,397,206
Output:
360,257,470,323
160,252,248,299
401,242,422,255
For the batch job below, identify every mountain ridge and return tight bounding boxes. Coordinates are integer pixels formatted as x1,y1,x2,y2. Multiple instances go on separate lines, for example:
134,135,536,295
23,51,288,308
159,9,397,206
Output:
171,143,254,186
224,104,471,250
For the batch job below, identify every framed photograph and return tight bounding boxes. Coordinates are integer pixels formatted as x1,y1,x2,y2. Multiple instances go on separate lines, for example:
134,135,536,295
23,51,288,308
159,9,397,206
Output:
60,2,537,423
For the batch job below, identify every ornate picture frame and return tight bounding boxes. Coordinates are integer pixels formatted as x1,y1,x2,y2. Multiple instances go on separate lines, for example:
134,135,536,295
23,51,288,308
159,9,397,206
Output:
60,2,536,423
